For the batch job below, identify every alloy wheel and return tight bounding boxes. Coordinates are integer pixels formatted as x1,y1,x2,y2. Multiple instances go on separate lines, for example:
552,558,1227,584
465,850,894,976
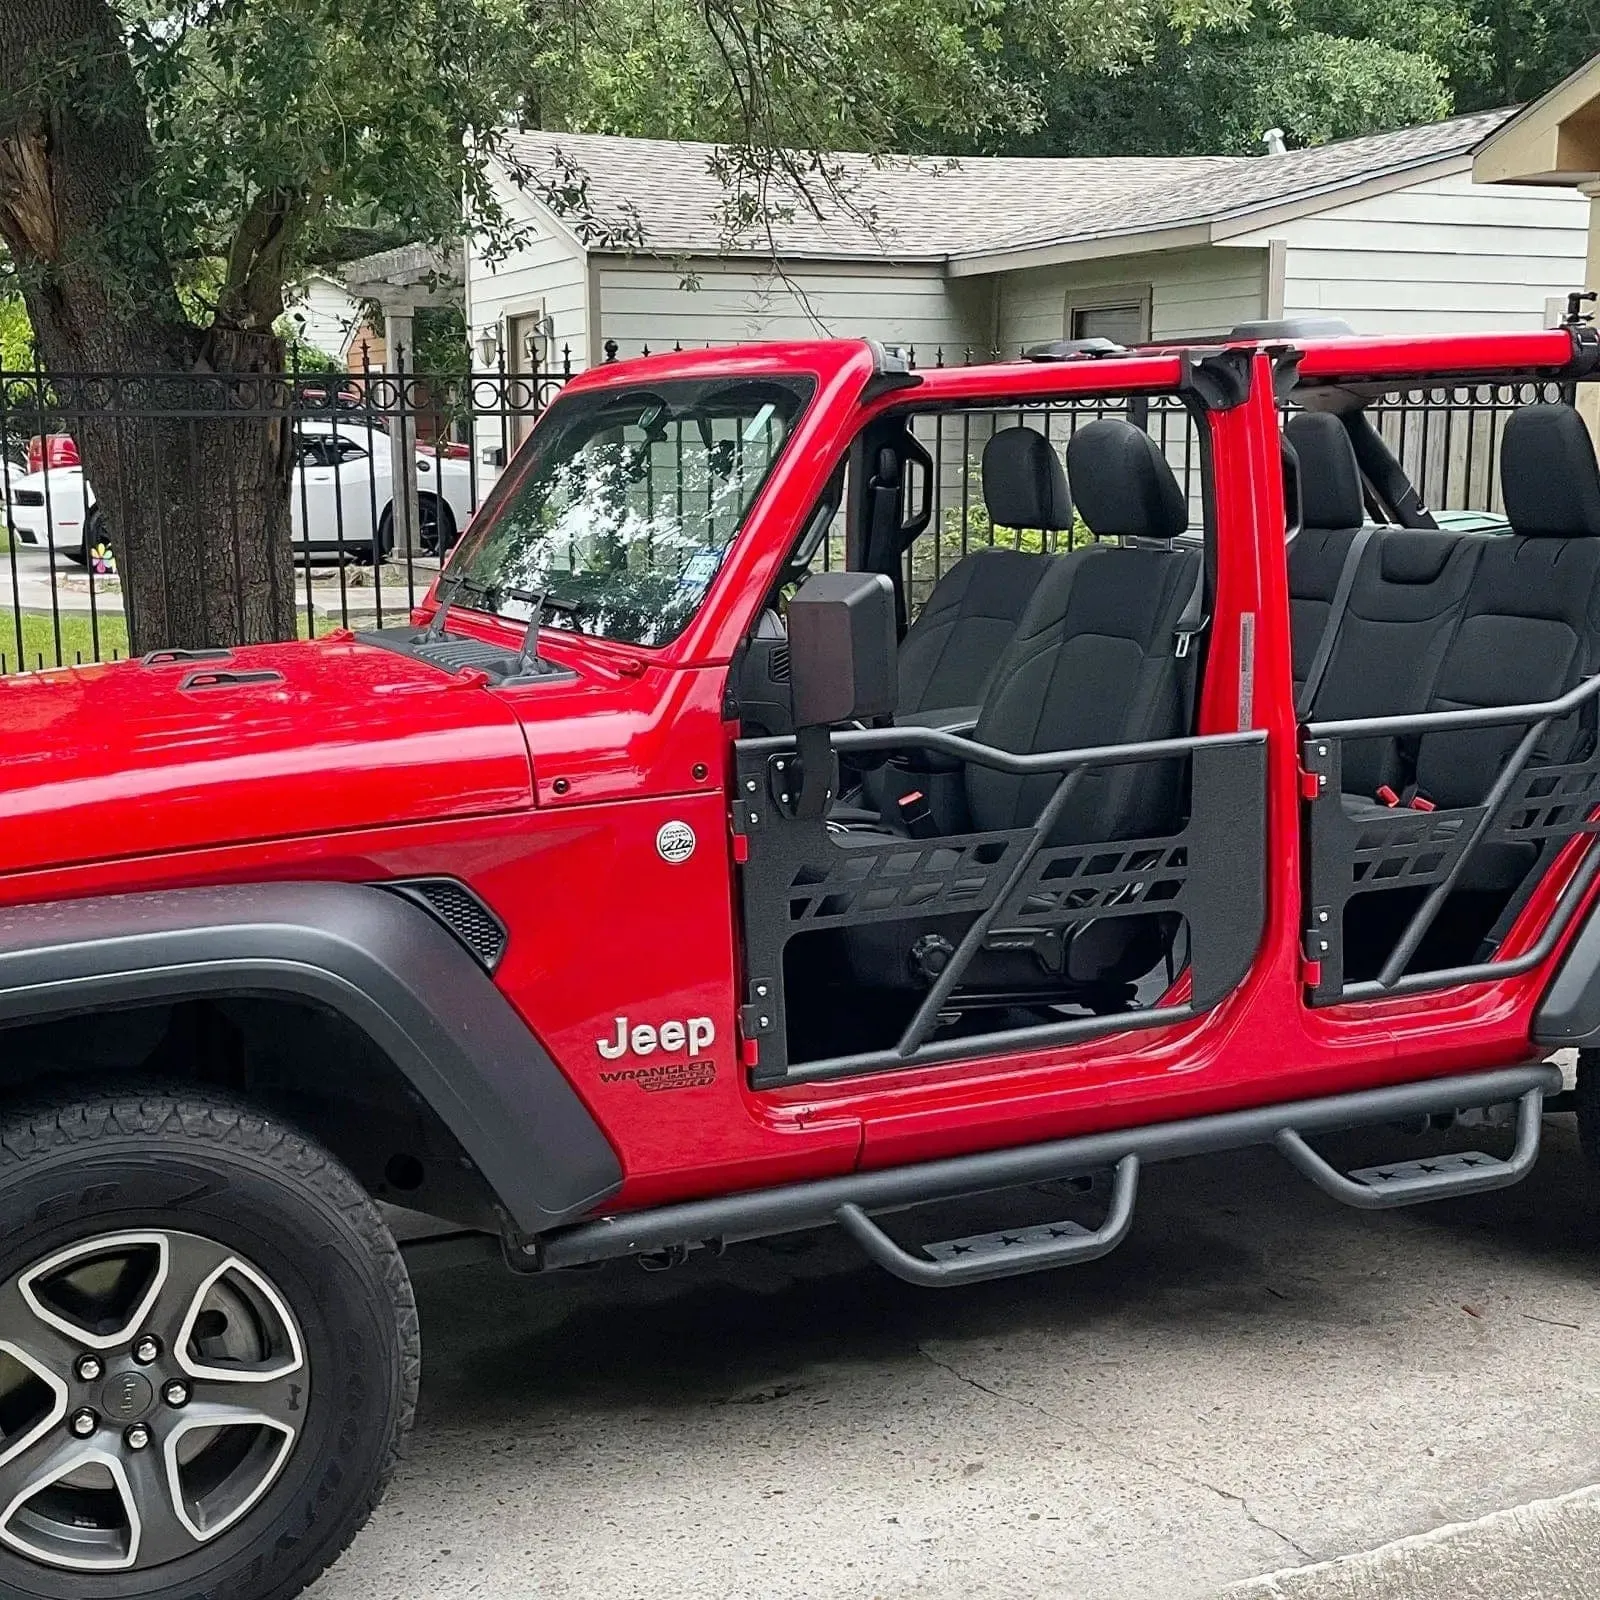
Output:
0,1230,308,1574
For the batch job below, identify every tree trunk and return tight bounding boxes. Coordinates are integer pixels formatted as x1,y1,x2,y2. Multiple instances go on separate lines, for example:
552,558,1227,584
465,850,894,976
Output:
65,333,297,651
0,0,299,651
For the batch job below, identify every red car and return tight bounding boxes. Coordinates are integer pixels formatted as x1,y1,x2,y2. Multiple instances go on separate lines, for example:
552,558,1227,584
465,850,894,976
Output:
0,321,1595,1600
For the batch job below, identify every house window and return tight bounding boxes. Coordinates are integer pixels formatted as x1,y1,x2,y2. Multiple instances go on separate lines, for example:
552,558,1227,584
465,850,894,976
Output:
1067,287,1151,346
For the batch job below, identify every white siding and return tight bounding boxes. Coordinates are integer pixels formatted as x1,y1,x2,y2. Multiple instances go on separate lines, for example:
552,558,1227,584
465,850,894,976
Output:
594,257,986,358
464,170,590,464
995,247,1269,351
285,276,362,361
1229,165,1590,333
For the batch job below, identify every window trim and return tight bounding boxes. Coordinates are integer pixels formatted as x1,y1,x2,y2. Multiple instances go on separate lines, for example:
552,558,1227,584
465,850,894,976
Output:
1065,283,1153,344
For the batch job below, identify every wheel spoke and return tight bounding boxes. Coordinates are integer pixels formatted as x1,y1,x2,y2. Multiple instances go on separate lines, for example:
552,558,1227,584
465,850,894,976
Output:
194,1371,309,1434
0,1281,84,1380
121,1441,207,1567
143,1232,238,1354
0,1433,142,1571
158,1402,297,1545
7,1233,171,1356
155,1237,305,1385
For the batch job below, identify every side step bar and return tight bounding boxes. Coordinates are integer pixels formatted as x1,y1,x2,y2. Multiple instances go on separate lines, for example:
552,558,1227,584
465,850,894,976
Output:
1276,1087,1545,1211
836,1156,1141,1286
536,1064,1561,1285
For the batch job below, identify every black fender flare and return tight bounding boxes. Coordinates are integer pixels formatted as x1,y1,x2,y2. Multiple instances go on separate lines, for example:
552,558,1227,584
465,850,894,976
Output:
1534,900,1600,1051
0,882,621,1231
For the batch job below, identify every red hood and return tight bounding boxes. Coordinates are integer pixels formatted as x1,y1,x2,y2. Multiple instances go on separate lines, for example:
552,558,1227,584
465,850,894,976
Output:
0,636,534,875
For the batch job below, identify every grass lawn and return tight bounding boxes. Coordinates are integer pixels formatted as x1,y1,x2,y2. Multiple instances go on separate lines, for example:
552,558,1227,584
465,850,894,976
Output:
0,609,131,672
0,609,338,673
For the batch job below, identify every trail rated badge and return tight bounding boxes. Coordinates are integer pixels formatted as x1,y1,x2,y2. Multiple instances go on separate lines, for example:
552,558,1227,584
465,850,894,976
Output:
656,820,696,864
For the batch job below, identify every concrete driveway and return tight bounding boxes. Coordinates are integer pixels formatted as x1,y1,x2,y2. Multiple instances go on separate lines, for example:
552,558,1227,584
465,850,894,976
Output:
308,1109,1600,1600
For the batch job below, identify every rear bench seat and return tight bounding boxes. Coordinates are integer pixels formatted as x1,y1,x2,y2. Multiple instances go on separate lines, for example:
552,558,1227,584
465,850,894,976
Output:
1285,413,1365,704
1295,402,1600,895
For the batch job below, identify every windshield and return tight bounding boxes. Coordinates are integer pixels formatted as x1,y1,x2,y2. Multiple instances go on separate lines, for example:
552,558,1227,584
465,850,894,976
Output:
446,375,814,646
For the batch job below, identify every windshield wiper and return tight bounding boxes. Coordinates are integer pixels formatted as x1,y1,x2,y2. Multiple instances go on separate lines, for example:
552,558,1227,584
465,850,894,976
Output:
423,572,479,641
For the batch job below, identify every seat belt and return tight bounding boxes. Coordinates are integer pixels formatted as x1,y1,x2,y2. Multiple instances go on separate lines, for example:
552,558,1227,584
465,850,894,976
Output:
1173,553,1209,728
1173,554,1208,660
1295,525,1374,721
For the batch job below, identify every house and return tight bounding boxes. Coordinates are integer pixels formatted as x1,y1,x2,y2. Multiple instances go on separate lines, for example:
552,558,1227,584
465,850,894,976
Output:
464,109,1591,383
1474,52,1600,438
285,272,365,364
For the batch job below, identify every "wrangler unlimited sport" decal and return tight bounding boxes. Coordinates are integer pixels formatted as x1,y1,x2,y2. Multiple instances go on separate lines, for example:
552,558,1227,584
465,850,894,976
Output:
598,1060,718,1091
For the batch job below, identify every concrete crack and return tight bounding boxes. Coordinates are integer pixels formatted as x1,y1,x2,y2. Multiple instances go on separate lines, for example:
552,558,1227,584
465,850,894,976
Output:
915,1343,1313,1564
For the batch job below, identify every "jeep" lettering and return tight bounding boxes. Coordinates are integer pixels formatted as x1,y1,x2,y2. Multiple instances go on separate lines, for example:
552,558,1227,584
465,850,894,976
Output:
596,1015,715,1060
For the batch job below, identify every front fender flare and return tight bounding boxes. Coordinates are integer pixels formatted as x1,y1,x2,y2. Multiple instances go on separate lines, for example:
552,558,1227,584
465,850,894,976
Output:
0,882,621,1232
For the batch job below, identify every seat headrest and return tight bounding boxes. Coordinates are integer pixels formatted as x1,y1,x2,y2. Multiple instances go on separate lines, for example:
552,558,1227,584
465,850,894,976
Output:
1501,404,1600,539
981,426,1073,531
1065,418,1187,542
1284,412,1365,531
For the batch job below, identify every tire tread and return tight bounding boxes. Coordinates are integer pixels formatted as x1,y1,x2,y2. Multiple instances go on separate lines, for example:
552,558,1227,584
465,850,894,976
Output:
0,1081,418,1600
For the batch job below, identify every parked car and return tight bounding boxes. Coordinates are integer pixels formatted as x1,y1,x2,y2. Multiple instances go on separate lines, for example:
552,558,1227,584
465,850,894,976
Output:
0,325,1599,1600
1,421,486,563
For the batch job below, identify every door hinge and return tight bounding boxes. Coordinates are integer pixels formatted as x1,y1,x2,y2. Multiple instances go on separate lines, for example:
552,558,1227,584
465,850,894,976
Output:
1302,909,1332,986
1300,737,1336,801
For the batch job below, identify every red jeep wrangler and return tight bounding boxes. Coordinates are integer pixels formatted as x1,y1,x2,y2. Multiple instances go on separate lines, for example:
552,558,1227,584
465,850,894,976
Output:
0,320,1597,1599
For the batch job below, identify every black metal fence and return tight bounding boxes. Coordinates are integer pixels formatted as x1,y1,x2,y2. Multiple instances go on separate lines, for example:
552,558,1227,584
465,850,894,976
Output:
0,343,1557,674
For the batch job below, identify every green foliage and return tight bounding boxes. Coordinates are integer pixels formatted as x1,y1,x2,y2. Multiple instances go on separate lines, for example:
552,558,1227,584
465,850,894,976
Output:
0,291,32,370
967,0,1593,159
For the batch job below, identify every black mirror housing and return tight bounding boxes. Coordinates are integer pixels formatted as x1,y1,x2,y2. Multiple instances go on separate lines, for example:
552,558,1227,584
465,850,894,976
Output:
787,571,898,728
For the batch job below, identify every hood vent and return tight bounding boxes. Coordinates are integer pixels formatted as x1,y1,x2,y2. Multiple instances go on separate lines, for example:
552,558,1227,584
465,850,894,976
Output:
178,668,284,691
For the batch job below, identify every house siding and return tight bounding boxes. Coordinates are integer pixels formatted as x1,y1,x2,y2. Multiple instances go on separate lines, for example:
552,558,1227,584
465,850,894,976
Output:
594,258,987,357
286,276,362,362
1228,166,1590,332
994,247,1269,350
464,172,590,463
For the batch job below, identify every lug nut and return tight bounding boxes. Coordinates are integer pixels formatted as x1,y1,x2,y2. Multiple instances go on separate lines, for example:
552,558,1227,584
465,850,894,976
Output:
125,1424,150,1452
133,1336,161,1365
70,1409,97,1438
163,1381,190,1408
75,1354,103,1383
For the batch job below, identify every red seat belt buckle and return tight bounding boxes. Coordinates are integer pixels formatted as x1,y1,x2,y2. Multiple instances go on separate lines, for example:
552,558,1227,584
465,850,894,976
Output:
1409,794,1437,812
1376,785,1400,807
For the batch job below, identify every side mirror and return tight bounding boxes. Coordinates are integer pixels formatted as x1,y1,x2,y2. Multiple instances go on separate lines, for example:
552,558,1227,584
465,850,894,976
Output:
787,570,898,729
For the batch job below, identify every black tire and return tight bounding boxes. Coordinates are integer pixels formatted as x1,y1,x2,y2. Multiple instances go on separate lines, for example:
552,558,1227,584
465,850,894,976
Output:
0,1086,418,1600
421,495,457,558
374,507,395,563
70,508,105,569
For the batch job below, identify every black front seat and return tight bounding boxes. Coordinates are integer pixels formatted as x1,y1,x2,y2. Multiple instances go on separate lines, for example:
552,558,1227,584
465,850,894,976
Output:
894,426,1065,717
847,418,1201,1006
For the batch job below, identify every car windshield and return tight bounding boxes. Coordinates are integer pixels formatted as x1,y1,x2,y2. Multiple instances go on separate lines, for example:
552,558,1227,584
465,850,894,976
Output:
445,375,813,647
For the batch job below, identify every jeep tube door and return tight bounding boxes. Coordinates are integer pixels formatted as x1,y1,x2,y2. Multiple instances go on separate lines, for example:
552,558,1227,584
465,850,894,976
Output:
1289,350,1600,1016
729,355,1271,1092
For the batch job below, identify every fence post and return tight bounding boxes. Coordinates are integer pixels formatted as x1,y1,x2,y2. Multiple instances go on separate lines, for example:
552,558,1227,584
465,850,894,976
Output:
386,324,423,561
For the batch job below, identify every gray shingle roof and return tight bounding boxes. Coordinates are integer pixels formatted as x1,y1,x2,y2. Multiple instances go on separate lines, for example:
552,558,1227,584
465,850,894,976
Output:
979,107,1519,255
497,108,1516,264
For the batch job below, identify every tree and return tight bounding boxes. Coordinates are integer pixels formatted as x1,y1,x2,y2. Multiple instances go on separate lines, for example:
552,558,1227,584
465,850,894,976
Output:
981,0,1595,160
0,0,1249,652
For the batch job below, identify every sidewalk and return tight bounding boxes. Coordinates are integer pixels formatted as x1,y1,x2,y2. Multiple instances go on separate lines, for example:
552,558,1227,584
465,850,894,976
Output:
1,547,439,625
